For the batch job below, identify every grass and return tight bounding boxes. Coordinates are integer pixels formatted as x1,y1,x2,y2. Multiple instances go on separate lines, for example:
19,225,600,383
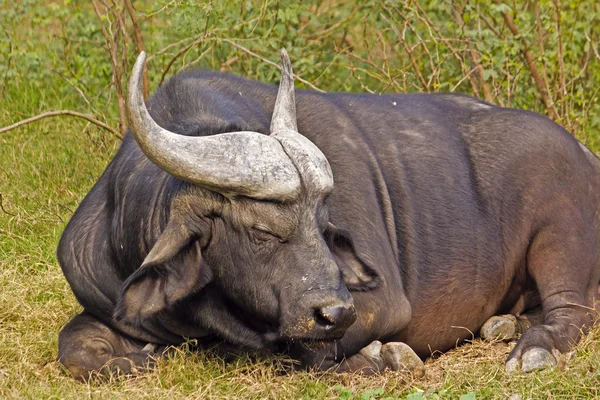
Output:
1,58,600,400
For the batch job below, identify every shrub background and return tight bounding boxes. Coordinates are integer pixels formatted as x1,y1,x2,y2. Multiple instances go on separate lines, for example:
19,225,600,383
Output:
1,1,599,399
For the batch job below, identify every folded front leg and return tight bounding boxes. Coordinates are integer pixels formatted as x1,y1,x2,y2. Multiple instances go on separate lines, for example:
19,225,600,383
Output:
58,312,158,380
337,341,425,377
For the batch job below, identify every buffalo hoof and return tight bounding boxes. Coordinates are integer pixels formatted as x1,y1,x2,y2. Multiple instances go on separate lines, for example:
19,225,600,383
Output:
480,314,519,341
338,340,424,376
505,347,557,373
380,342,425,377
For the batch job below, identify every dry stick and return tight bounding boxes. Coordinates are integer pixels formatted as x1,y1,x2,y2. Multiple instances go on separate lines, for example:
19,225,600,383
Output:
305,5,359,39
495,0,559,120
0,110,120,138
0,20,13,100
159,35,208,86
92,0,128,136
124,0,149,99
177,44,215,74
553,0,567,118
395,3,479,96
142,0,177,18
408,1,480,97
534,2,552,104
398,9,437,88
0,193,16,216
392,2,440,88
567,40,592,87
150,33,204,61
450,3,495,104
54,70,98,115
221,39,325,93
588,34,600,60
345,51,398,91
380,13,429,92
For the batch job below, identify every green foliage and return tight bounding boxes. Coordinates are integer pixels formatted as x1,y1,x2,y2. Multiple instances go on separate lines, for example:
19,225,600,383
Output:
2,0,598,145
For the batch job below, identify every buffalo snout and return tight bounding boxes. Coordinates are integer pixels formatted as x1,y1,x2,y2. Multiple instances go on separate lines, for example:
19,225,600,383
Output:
313,303,356,335
280,288,356,340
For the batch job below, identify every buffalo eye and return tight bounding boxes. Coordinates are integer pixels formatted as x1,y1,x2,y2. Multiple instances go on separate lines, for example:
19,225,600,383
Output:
252,226,284,243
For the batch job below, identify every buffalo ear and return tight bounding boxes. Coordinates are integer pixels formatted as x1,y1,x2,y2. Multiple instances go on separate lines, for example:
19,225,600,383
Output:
324,222,380,291
114,218,209,322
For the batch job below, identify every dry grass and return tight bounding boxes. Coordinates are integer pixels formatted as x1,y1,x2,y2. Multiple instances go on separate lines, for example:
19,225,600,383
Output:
2,93,600,400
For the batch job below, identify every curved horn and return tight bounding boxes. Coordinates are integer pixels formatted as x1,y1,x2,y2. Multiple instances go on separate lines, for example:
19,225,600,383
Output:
270,48,298,133
126,51,301,200
270,49,334,194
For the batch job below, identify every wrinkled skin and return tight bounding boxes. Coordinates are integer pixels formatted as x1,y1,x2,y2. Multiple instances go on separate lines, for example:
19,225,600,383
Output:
58,67,600,380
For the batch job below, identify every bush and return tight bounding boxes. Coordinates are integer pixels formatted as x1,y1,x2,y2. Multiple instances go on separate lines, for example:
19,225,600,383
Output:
2,0,599,146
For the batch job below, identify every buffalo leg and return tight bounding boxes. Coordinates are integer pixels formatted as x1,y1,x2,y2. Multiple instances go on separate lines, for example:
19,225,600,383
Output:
505,224,600,373
480,306,544,341
58,312,157,380
337,341,425,377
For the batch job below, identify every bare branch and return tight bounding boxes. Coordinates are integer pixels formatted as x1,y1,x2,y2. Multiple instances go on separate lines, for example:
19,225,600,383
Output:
588,33,600,60
149,33,204,61
495,0,559,120
380,13,429,92
54,70,98,115
0,110,120,138
124,0,148,99
221,39,326,92
159,35,208,86
92,0,128,135
553,0,566,114
0,193,16,216
141,0,177,18
0,20,13,100
449,2,495,103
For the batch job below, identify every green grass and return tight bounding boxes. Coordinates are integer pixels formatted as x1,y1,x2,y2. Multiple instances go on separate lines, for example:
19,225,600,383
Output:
2,84,600,400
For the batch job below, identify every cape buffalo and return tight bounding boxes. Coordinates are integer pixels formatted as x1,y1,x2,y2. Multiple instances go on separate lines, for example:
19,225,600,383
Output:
57,49,600,380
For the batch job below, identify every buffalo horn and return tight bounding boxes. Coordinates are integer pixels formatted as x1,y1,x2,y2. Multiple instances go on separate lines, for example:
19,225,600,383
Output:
270,49,334,194
126,51,301,200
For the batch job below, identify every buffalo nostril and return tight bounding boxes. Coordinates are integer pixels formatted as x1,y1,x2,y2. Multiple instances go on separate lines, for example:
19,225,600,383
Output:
314,306,356,330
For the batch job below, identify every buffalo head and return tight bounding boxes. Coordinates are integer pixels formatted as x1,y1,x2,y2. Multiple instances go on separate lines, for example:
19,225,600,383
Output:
114,50,376,344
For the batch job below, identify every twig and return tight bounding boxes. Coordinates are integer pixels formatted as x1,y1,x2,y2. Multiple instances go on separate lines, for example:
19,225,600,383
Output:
449,2,495,103
0,193,16,216
588,33,600,60
53,70,98,115
221,39,325,92
534,1,552,106
495,0,559,120
178,44,215,74
380,13,429,92
149,33,204,61
124,0,148,99
92,0,128,136
159,35,208,86
0,110,120,138
141,0,177,18
0,20,13,99
451,66,479,92
553,0,567,121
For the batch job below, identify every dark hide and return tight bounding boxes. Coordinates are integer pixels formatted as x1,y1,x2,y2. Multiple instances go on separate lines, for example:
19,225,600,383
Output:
57,69,600,376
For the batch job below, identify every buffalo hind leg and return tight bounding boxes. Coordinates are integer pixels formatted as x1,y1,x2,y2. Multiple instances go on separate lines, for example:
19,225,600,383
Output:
59,312,157,380
337,341,425,377
505,223,599,373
